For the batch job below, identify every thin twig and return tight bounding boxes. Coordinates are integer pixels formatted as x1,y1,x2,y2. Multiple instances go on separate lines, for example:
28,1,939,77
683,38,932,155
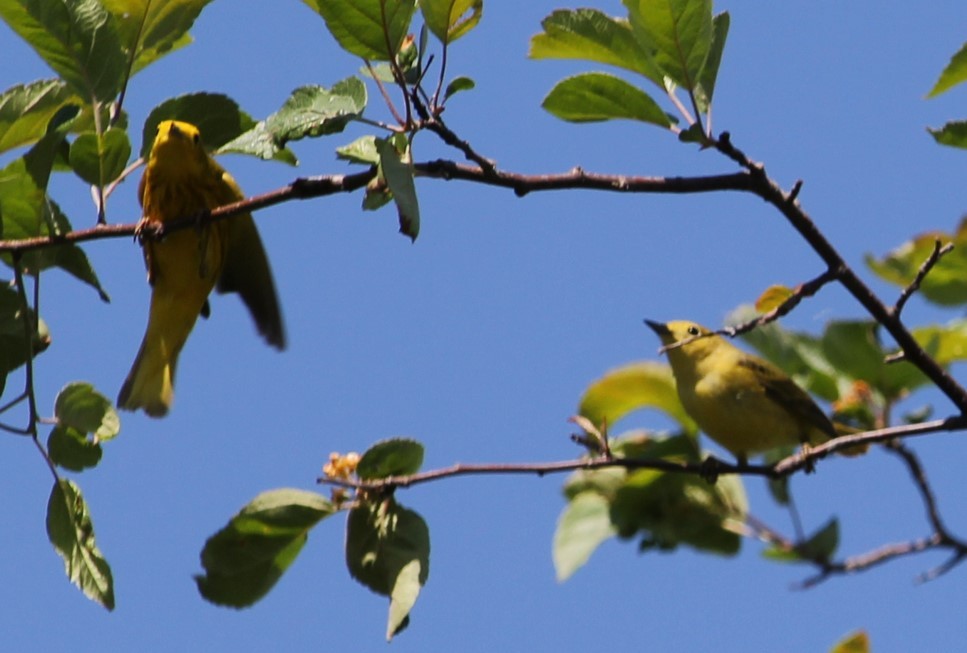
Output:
746,501,948,588
365,60,406,127
656,268,840,353
11,258,39,429
666,87,694,127
112,0,150,126
892,239,954,318
11,258,60,480
419,115,498,175
431,37,449,108
376,5,412,128
103,156,144,202
723,268,843,338
886,441,948,534
798,535,942,588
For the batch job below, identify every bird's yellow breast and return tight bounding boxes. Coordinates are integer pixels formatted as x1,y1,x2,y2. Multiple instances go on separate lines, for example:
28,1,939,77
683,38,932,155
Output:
679,357,810,456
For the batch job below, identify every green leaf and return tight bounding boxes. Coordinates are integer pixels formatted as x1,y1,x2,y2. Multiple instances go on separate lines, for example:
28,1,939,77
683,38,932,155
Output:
141,93,256,158
220,80,367,163
927,120,967,149
387,558,420,640
624,0,713,92
913,320,967,364
0,0,126,101
562,433,688,500
876,321,967,398
529,8,662,86
820,322,885,390
196,489,335,608
763,446,794,506
542,72,673,127
928,41,967,97
676,122,706,144
46,479,114,609
763,518,839,563
363,184,393,211
69,127,131,186
55,381,120,441
421,0,481,43
443,76,475,101
102,0,214,74
357,438,425,480
48,424,103,471
694,11,729,111
302,0,417,61
16,102,78,191
611,466,744,554
0,180,110,301
345,500,430,640
360,61,399,83
0,283,50,382
553,492,617,581
376,135,420,240
0,108,109,300
579,361,697,434
0,79,79,155
337,135,379,165
561,433,744,557
865,219,967,305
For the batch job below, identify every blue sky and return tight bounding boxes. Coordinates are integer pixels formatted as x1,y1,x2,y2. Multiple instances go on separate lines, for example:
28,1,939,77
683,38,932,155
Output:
2,1,967,651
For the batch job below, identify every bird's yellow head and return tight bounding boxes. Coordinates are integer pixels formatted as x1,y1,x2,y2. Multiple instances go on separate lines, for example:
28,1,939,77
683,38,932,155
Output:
645,320,726,365
148,120,209,178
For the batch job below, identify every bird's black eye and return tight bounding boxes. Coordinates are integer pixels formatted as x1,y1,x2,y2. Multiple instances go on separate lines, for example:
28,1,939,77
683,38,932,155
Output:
687,326,700,336
193,133,201,145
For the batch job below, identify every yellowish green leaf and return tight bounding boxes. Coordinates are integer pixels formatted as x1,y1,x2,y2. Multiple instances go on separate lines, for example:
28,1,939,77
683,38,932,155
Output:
928,41,967,97
579,361,696,434
754,284,793,313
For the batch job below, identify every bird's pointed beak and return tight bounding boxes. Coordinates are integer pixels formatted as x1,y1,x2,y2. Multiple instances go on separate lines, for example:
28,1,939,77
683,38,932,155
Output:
644,319,669,336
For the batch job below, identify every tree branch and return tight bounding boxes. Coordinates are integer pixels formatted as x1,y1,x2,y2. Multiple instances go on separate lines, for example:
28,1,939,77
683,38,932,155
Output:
415,160,756,196
788,439,967,587
798,534,943,589
713,132,967,412
771,416,967,476
0,164,754,253
318,416,966,494
0,169,378,253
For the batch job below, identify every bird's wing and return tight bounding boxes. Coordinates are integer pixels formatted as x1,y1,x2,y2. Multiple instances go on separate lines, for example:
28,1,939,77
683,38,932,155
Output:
739,357,836,439
211,168,286,350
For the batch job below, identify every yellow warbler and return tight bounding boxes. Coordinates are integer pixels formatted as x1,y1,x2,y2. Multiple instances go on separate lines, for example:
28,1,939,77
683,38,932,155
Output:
646,320,837,464
118,120,285,417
